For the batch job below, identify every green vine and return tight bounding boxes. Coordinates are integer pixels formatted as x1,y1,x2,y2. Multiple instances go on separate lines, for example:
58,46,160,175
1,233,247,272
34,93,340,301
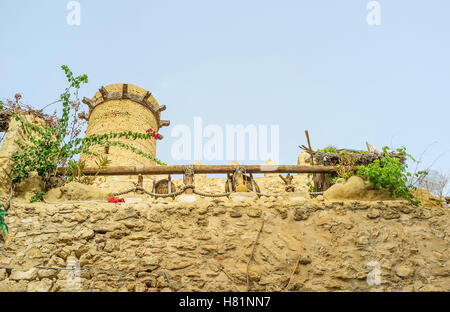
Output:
10,65,166,200
0,205,8,235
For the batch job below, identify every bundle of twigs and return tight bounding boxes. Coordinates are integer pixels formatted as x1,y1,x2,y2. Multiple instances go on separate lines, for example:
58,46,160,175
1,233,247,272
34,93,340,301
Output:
299,146,406,166
0,110,12,132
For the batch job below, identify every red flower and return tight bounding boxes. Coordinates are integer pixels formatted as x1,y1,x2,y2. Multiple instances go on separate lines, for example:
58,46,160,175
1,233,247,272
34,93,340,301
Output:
146,128,159,139
108,196,125,205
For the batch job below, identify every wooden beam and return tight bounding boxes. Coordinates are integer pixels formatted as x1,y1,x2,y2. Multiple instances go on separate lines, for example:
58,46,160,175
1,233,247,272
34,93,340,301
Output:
82,97,94,110
56,165,339,176
99,86,109,101
305,130,318,192
122,84,128,99
142,91,152,102
136,174,144,194
305,130,313,153
159,120,170,128
156,105,166,113
78,112,88,121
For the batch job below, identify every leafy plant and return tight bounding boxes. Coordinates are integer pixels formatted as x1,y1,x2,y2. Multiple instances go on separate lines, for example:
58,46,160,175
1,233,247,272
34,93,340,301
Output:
325,173,342,185
0,205,8,235
316,147,337,153
30,191,45,203
306,181,315,193
356,146,421,206
66,155,111,185
306,173,316,192
66,159,87,183
10,65,166,195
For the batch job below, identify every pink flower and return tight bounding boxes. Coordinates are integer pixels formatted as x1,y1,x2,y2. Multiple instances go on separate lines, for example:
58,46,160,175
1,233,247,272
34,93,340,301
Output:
146,128,160,139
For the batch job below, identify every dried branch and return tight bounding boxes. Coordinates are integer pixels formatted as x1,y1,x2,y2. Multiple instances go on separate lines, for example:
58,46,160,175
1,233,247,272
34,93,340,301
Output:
246,218,265,292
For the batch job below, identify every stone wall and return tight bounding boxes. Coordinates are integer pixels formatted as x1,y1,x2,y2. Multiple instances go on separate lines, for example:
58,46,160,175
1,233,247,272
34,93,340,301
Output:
1,184,449,292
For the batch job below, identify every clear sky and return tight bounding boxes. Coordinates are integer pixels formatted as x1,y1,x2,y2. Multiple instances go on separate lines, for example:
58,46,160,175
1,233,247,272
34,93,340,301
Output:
1,1,449,178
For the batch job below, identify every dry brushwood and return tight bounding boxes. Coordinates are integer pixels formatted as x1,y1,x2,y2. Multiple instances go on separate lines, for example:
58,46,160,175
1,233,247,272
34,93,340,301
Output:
299,146,406,167
0,94,61,131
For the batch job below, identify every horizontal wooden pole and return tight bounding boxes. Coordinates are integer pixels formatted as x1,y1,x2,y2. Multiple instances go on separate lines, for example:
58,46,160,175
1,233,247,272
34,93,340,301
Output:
57,165,338,176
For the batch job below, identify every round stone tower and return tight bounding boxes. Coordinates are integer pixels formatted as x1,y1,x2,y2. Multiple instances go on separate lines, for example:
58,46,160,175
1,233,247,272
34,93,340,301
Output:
79,83,169,167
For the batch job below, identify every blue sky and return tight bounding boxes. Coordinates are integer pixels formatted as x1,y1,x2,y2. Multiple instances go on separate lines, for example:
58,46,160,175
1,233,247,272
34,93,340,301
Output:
1,1,449,177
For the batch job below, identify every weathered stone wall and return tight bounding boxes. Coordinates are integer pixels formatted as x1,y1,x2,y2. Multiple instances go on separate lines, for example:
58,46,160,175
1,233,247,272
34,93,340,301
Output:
1,183,449,292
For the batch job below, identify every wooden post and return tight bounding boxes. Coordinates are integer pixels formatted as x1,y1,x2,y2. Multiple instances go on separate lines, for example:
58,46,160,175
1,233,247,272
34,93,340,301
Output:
152,176,156,193
249,173,256,192
136,174,143,194
184,171,194,194
227,173,233,192
235,169,247,192
168,175,172,194
305,130,319,192
279,174,295,192
305,130,313,154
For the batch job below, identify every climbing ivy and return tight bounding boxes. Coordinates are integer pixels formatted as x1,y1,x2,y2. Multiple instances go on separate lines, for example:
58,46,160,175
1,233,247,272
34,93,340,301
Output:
0,205,8,235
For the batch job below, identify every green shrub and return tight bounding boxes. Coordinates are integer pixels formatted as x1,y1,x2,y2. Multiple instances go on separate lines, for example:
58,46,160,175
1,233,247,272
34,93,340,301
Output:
356,146,421,206
30,191,45,203
316,147,337,153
